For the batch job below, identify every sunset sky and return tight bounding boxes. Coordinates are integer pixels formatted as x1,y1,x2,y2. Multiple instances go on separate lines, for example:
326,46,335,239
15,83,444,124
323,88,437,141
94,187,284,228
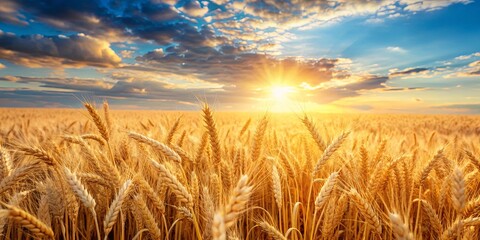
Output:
0,0,479,113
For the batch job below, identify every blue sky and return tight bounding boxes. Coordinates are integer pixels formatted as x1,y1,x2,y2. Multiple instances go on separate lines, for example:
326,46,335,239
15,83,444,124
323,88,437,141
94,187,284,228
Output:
0,0,479,113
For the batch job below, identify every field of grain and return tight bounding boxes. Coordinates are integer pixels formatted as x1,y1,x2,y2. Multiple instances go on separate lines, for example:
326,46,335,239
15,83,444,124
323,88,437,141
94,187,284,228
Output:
0,103,480,239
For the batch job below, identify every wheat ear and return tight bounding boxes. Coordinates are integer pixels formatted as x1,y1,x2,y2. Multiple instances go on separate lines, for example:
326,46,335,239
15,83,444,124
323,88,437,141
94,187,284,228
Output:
202,103,222,166
419,149,443,185
132,195,162,239
212,213,226,240
0,146,12,178
222,175,253,227
250,116,268,162
17,146,57,166
103,179,132,240
302,115,327,151
389,212,414,240
129,132,181,163
149,159,193,208
63,167,96,210
348,188,382,234
414,199,442,235
1,204,54,238
258,221,286,240
315,171,339,211
451,166,466,214
271,165,282,209
166,116,181,144
313,132,349,175
84,102,109,141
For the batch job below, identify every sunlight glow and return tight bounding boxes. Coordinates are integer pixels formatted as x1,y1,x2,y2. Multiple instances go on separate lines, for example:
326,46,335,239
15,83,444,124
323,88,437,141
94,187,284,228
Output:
271,85,295,100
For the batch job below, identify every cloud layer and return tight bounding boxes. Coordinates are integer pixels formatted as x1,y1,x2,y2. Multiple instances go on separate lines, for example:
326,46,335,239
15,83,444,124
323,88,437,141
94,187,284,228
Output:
0,31,121,68
0,0,476,110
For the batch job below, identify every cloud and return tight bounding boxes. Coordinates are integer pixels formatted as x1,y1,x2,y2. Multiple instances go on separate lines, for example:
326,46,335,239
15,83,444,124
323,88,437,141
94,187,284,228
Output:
433,104,480,114
0,32,121,68
0,0,474,109
468,60,480,67
444,55,480,77
2,0,471,54
0,76,115,91
455,52,480,60
0,0,28,25
389,67,430,77
400,0,472,12
178,1,209,17
0,53,391,108
135,46,349,88
387,46,407,53
120,50,134,58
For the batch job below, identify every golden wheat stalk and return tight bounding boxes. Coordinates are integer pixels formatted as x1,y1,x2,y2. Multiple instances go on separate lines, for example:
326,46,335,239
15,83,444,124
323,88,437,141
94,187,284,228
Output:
1,204,54,238
129,132,181,163
250,116,268,162
313,132,349,175
84,102,110,141
81,134,107,146
202,103,222,165
271,165,282,208
258,221,286,240
0,164,39,195
389,212,414,240
166,116,181,144
414,199,442,235
132,195,162,239
149,159,193,207
315,171,339,211
419,149,444,185
63,167,96,210
17,146,57,167
134,176,166,214
220,175,252,228
0,146,12,178
103,179,132,239
451,166,466,214
348,188,382,234
302,115,327,151
212,213,226,240
239,118,251,137
103,100,112,132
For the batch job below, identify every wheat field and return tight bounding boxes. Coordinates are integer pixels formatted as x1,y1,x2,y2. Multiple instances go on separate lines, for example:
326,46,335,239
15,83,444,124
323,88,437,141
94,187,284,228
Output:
0,103,480,239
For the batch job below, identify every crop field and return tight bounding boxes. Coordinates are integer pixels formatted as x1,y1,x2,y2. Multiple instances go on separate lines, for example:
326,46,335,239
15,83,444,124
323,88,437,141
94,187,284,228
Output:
1,103,480,239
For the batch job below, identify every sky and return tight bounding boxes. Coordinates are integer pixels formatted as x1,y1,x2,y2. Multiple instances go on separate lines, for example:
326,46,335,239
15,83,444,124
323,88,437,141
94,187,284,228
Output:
0,0,479,113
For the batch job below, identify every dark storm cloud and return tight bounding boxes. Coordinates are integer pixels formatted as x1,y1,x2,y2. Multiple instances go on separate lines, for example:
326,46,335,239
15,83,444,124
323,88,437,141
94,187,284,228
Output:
0,32,121,68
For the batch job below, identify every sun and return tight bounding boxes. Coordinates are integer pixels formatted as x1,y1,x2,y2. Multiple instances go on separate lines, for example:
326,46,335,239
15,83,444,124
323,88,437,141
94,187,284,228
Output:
271,85,294,100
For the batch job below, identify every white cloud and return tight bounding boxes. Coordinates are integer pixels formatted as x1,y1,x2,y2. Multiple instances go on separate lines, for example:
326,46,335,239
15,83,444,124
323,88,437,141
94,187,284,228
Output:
454,52,480,60
387,46,407,53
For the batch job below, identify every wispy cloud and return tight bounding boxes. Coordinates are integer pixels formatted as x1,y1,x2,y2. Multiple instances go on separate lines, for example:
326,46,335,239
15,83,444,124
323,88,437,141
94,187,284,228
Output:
387,46,407,53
